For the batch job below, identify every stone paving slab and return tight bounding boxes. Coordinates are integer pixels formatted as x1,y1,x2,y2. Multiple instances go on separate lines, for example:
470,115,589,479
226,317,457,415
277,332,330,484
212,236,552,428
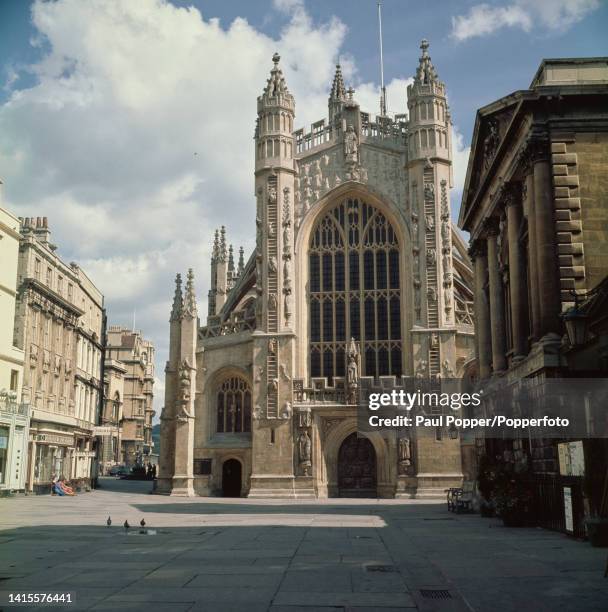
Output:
0,478,607,611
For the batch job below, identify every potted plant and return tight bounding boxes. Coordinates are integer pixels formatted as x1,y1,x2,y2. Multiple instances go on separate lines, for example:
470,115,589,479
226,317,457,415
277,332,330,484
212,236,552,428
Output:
477,454,497,517
492,466,533,527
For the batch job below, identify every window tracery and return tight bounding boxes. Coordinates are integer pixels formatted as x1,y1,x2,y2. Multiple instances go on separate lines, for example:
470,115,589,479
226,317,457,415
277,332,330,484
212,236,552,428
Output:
309,198,402,381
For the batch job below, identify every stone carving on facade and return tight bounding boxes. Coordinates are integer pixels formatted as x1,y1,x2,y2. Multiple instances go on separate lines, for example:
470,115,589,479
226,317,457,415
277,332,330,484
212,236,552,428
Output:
483,118,499,169
297,406,312,428
268,184,277,204
442,359,455,378
426,248,436,266
282,187,293,325
176,359,194,420
268,256,278,275
344,124,359,163
268,378,279,394
298,430,312,476
424,181,435,201
346,337,360,404
281,401,292,420
280,363,291,382
427,286,437,303
268,338,278,355
415,359,428,379
253,404,262,420
254,366,264,383
268,293,278,311
398,436,412,475
425,214,435,232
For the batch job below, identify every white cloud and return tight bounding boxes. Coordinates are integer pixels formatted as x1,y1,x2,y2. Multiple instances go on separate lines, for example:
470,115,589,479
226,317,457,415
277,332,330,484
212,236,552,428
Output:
0,0,424,420
451,0,600,41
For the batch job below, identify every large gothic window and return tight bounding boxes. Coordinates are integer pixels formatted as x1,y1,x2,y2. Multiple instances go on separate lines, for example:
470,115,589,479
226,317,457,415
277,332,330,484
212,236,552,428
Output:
216,377,252,433
309,198,402,381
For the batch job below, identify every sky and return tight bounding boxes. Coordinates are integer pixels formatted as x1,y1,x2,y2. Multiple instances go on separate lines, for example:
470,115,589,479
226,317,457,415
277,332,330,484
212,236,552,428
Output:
0,0,606,419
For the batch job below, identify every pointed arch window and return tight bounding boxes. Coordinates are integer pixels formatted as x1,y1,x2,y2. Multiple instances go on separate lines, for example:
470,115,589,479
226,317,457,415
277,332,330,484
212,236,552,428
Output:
308,198,402,381
216,376,252,433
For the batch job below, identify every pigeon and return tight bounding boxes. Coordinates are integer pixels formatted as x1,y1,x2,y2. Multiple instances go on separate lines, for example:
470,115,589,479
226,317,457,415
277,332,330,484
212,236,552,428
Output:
106,516,112,527
124,520,130,530
140,519,146,528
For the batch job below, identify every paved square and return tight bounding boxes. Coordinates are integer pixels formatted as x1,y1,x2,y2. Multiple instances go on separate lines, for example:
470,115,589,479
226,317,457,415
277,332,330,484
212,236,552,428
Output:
0,478,607,611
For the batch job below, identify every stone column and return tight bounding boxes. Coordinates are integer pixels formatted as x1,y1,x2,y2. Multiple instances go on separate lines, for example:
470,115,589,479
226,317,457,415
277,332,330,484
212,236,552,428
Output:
470,240,492,379
523,170,541,341
485,220,507,374
531,140,561,339
505,185,528,361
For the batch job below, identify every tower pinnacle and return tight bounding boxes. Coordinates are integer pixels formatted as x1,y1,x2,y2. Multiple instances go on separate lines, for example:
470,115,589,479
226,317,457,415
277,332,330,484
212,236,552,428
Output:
415,38,440,86
170,273,183,321
183,268,197,318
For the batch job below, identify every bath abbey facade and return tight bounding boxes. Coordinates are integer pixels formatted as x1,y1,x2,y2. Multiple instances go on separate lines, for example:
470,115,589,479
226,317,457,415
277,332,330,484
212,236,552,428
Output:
158,41,475,498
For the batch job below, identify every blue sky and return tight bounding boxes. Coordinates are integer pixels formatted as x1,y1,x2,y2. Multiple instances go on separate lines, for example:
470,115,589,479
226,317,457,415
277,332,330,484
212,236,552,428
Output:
0,0,606,415
2,1,606,140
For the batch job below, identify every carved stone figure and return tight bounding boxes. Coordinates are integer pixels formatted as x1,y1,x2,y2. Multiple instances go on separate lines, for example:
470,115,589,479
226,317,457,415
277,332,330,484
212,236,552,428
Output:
298,407,312,428
426,248,436,266
268,338,278,355
483,119,499,168
425,215,435,232
268,256,278,274
344,124,358,163
441,220,450,244
398,436,411,464
268,293,278,311
298,430,312,475
281,401,292,419
427,286,437,303
424,182,435,201
268,184,277,204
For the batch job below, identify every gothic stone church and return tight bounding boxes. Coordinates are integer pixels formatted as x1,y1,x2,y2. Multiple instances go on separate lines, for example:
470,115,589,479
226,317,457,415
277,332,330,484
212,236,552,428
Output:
158,41,475,498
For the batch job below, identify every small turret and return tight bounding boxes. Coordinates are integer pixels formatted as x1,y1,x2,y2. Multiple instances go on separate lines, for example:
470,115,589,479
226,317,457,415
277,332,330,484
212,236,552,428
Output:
328,63,346,123
407,39,451,164
237,246,245,277
255,53,295,173
183,268,197,319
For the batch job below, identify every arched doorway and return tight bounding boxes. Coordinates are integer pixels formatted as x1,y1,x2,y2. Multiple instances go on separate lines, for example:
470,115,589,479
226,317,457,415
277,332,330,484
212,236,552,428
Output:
338,433,377,497
222,459,242,497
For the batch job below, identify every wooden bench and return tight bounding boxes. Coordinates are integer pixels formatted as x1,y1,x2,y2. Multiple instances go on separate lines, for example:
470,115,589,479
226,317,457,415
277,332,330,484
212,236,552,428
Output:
446,481,476,513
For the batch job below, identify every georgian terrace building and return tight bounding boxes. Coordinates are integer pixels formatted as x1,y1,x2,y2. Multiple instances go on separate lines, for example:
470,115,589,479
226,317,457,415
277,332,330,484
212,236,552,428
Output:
14,217,105,493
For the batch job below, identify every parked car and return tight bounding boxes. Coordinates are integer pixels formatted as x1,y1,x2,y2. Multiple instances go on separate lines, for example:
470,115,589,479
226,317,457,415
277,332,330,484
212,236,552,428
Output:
108,465,129,477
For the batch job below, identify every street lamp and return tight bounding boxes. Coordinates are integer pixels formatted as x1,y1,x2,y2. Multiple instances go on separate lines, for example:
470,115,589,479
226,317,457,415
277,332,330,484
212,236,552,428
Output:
562,291,590,348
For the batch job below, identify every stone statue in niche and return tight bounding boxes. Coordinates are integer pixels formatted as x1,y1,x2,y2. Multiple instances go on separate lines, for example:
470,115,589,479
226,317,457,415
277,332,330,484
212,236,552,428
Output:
344,124,359,163
268,338,278,355
426,248,436,266
176,360,193,419
430,333,439,349
268,293,278,311
425,215,435,232
298,430,312,475
427,287,437,303
424,182,435,201
346,338,360,404
398,436,411,466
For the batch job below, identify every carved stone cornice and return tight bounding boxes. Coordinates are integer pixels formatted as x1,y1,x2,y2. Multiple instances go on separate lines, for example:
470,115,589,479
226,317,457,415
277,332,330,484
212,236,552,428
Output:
503,183,521,209
482,216,500,238
468,238,487,260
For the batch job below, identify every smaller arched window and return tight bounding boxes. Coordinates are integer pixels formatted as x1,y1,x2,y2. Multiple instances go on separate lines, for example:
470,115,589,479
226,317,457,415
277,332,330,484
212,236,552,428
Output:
216,376,252,433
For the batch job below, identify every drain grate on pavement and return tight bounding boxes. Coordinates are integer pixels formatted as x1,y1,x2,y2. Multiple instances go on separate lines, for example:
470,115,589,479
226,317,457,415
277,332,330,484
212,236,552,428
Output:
365,564,398,573
420,589,452,599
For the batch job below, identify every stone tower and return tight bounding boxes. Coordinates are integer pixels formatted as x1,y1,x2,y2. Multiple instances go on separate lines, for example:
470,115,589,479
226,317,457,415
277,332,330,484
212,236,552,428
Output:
249,53,301,496
407,39,456,375
156,269,198,496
